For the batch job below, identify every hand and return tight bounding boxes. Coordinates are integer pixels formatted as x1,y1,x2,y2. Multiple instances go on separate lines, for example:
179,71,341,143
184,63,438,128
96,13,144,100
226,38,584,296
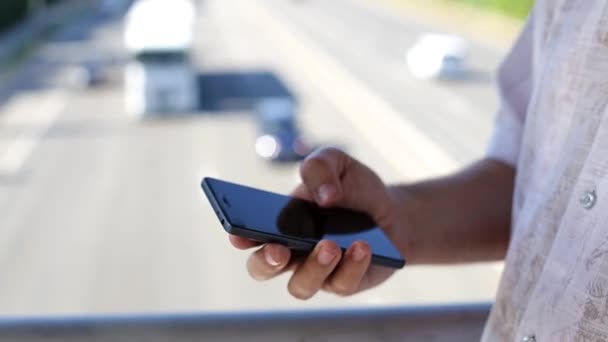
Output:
230,147,400,300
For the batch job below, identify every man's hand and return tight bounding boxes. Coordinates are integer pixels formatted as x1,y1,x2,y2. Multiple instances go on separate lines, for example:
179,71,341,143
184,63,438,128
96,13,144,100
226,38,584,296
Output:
228,148,516,299
229,148,399,300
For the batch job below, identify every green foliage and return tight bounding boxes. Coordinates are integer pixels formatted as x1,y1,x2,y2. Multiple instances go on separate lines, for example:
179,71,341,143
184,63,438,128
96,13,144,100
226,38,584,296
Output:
0,0,29,33
0,0,66,34
449,0,535,18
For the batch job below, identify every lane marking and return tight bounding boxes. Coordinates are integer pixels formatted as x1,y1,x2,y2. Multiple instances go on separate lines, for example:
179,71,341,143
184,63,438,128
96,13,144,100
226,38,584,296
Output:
0,89,67,175
246,1,460,180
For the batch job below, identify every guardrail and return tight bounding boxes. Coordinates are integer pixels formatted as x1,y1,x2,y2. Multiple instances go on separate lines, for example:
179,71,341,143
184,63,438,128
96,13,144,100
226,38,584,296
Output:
0,303,491,341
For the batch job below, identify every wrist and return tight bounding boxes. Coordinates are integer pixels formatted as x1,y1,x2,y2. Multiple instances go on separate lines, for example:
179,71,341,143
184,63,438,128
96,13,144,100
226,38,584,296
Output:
384,185,420,265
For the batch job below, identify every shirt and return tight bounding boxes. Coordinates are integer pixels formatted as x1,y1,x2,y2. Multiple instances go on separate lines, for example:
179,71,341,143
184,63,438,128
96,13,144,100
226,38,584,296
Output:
483,1,608,340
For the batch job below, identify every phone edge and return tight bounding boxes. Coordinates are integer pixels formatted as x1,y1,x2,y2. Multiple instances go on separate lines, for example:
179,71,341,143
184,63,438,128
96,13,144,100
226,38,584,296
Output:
201,177,315,251
371,255,406,269
202,177,405,269
201,177,233,235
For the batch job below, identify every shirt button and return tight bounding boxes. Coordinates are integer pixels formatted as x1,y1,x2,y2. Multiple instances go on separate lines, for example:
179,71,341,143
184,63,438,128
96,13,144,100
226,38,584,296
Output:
522,335,536,342
580,190,597,209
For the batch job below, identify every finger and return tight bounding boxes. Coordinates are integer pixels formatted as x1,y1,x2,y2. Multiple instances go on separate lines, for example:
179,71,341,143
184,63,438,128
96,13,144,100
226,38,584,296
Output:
287,240,342,300
289,184,312,200
299,147,348,207
325,241,372,296
246,243,292,281
357,264,396,293
229,235,261,250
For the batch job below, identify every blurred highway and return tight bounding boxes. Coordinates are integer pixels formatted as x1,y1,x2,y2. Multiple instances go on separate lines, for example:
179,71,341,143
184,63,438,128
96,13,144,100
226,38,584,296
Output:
0,0,504,315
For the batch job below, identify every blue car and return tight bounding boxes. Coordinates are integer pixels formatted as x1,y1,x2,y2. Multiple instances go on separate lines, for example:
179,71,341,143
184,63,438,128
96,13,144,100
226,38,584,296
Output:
254,99,312,162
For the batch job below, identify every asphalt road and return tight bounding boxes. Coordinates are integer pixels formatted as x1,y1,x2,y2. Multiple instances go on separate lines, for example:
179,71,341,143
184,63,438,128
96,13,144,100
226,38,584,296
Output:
0,0,505,316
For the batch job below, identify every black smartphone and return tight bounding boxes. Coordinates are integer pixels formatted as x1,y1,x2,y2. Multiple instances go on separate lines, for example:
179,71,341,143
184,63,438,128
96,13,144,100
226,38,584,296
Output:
201,177,405,269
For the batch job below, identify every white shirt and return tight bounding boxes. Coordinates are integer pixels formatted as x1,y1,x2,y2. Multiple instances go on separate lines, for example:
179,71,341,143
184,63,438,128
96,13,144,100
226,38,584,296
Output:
484,1,608,340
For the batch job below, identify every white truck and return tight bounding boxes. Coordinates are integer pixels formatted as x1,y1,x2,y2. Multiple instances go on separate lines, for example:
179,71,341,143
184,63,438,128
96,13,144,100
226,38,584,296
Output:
123,0,198,117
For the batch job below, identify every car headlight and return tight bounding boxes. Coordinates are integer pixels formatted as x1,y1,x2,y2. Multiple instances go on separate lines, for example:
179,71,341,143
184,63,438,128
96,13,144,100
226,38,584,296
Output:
255,135,281,158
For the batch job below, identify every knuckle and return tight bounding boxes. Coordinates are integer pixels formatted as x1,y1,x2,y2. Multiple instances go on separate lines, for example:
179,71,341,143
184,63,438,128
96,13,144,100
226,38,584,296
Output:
246,264,267,282
329,281,357,297
287,282,313,300
247,255,274,282
320,240,342,255
356,240,371,249
320,146,345,159
355,241,372,255
299,156,327,179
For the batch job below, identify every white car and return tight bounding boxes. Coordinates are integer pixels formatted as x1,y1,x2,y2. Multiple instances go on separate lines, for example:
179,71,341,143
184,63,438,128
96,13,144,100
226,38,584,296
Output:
406,34,469,80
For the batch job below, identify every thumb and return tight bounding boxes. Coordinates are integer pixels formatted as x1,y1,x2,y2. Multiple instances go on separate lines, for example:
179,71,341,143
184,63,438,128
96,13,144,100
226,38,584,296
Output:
299,148,392,224
299,147,347,207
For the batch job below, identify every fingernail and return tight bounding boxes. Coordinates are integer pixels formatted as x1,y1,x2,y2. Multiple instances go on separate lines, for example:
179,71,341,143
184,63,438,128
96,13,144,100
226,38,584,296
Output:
265,248,281,266
318,248,337,265
352,246,367,263
318,184,336,204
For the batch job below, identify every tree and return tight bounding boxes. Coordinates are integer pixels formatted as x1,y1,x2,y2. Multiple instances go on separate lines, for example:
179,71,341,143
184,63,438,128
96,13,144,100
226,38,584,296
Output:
0,0,66,34
0,0,29,34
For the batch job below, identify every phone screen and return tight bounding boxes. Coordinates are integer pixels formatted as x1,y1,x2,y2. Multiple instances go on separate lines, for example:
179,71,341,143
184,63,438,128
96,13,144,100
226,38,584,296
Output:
203,177,405,268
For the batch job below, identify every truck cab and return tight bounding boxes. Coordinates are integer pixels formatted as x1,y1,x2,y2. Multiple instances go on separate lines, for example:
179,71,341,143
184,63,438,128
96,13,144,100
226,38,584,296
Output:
123,0,198,117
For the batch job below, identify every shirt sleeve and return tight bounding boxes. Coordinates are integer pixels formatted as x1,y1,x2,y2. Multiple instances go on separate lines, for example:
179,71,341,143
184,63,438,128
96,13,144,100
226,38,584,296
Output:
486,13,535,167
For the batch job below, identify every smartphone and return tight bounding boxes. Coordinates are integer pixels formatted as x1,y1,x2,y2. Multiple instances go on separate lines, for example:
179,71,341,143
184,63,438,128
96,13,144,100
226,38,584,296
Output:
201,177,405,268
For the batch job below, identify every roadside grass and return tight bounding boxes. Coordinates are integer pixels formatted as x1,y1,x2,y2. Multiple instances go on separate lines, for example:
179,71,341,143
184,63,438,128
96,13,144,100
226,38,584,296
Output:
375,0,529,50
451,0,533,19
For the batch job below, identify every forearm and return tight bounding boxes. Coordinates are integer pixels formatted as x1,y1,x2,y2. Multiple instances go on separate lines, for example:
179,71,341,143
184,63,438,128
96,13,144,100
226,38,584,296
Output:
387,159,515,265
